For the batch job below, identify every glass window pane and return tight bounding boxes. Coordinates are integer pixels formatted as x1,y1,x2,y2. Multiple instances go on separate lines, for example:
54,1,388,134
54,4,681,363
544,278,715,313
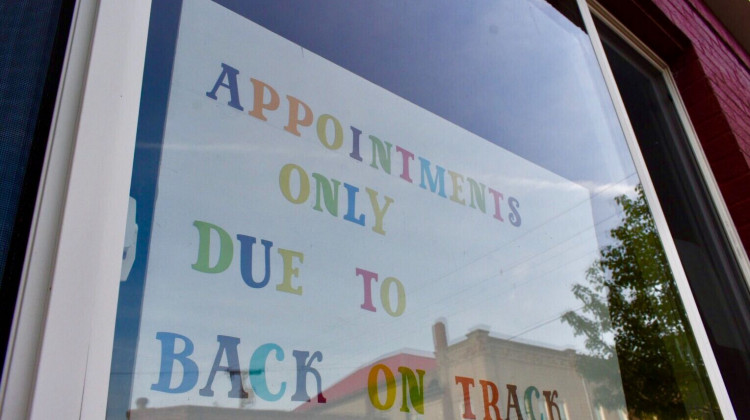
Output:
107,1,722,419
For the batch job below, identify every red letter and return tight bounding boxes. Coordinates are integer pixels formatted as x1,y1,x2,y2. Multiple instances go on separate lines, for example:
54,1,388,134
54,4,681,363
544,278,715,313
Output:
356,268,378,312
543,390,562,420
395,146,415,183
455,376,477,419
488,188,504,222
506,384,523,420
479,380,502,420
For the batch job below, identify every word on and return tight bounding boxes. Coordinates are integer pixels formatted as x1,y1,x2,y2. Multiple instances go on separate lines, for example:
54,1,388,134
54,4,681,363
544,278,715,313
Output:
368,363,425,414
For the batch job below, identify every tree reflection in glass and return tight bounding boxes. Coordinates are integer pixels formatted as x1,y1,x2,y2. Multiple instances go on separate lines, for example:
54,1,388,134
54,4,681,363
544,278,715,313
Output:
563,185,720,419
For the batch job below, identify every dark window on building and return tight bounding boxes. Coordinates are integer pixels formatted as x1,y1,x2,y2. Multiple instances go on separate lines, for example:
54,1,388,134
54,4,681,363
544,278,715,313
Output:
0,0,75,368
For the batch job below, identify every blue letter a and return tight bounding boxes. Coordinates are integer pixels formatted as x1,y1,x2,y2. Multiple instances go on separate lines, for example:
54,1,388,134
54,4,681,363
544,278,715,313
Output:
206,63,244,110
199,335,249,398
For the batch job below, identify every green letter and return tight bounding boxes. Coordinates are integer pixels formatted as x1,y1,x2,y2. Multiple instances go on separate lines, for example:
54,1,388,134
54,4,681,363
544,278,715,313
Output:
398,367,425,414
467,178,487,212
369,135,392,174
312,173,341,216
192,220,233,273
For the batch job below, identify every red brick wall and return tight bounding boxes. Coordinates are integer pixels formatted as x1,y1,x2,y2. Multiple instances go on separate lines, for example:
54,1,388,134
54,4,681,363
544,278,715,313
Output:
650,0,750,251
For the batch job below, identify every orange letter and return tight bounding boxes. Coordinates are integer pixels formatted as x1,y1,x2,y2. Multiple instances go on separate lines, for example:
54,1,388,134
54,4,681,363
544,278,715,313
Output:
249,78,280,121
284,95,313,136
479,380,502,420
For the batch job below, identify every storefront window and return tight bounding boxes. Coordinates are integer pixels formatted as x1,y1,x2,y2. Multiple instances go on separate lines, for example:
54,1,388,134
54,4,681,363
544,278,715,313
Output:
107,1,721,418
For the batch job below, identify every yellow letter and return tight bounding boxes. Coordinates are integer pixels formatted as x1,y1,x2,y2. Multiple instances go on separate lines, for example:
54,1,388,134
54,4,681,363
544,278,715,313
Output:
368,364,396,410
380,277,406,317
448,170,466,205
366,187,394,236
276,248,304,295
279,163,310,204
316,114,344,150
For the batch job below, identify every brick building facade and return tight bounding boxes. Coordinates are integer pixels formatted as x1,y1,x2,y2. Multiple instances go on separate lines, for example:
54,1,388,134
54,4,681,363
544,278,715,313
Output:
601,0,750,248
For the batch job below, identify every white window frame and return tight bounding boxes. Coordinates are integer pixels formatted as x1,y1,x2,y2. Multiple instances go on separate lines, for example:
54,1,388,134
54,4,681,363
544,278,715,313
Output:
580,0,745,417
0,1,150,419
1,0,743,418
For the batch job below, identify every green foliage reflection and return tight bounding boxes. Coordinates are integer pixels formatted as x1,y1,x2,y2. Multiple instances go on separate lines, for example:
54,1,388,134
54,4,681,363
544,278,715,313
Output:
562,185,720,419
